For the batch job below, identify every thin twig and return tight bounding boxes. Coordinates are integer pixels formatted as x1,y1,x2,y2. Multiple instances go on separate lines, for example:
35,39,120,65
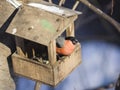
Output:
72,0,80,10
111,0,114,15
49,0,52,3
79,0,120,32
59,0,65,6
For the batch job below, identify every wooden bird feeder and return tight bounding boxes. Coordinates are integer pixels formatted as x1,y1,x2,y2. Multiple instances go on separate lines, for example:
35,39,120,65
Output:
6,1,82,86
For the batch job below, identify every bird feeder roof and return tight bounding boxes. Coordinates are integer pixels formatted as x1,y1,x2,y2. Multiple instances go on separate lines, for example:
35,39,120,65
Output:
6,1,82,46
0,1,15,28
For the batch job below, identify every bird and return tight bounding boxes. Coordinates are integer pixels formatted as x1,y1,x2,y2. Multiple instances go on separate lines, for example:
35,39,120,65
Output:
56,36,78,56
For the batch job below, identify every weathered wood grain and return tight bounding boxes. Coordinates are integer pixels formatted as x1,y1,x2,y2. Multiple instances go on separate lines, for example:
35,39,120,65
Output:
6,1,80,46
48,40,56,65
12,43,81,86
0,43,15,90
0,0,15,27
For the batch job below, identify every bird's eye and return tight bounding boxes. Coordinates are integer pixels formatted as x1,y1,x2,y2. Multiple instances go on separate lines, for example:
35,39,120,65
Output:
72,41,77,44
72,39,78,44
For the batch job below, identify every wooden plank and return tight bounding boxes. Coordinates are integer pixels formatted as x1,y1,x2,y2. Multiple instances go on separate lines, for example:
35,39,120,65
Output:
48,40,56,65
0,0,15,27
0,43,15,90
27,1,81,16
12,53,54,85
6,5,78,46
17,0,42,3
53,43,81,85
7,5,59,45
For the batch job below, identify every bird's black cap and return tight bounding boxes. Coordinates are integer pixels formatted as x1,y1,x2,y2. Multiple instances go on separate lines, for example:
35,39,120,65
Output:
65,36,78,45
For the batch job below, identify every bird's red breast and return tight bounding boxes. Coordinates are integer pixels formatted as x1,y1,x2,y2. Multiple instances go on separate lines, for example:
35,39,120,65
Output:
56,40,75,55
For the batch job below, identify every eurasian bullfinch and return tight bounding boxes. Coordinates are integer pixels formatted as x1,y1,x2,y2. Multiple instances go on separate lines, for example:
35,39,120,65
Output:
56,36,78,56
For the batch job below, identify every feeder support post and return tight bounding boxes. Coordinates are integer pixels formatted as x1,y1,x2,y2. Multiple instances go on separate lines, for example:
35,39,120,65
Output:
15,36,25,56
66,23,75,37
34,81,41,90
48,40,56,65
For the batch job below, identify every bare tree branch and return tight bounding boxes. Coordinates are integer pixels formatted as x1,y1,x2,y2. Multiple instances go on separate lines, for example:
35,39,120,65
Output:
79,0,120,32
